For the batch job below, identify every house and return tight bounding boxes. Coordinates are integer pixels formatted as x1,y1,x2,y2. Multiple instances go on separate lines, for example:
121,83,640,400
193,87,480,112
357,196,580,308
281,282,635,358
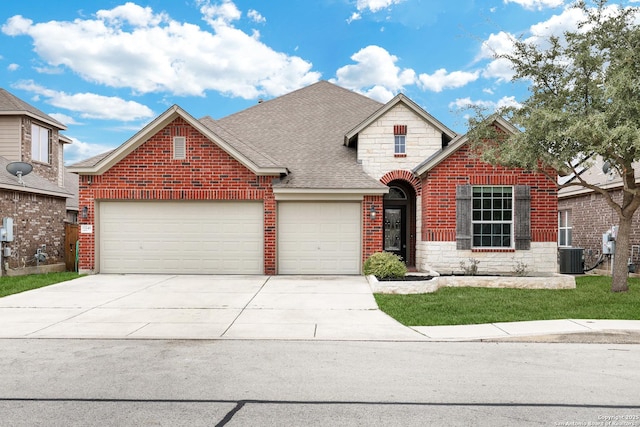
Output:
0,88,73,275
68,81,558,275
558,157,640,272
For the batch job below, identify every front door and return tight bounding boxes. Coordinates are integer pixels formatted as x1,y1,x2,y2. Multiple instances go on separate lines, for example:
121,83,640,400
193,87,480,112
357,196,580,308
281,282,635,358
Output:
384,206,406,261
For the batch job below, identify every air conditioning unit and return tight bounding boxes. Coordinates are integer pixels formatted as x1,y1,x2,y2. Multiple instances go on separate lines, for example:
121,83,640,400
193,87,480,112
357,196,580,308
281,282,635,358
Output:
559,248,584,274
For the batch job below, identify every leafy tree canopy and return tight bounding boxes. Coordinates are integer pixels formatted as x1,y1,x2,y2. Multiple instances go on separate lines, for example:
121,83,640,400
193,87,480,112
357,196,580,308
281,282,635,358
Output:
466,0,640,292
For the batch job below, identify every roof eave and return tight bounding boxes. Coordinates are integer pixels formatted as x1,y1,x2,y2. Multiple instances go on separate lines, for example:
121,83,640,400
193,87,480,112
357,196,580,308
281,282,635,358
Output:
0,183,72,198
0,111,67,130
72,105,286,176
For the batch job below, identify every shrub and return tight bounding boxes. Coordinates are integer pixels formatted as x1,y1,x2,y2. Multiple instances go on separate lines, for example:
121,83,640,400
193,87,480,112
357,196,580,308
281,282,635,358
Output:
363,252,407,279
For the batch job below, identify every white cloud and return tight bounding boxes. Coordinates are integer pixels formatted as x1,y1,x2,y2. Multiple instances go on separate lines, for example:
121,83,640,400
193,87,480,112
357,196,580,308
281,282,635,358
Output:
418,69,480,93
478,7,587,82
13,80,154,121
356,0,405,13
247,9,266,23
503,0,564,11
347,12,361,23
200,0,242,26
96,2,169,27
7,63,19,71
64,136,115,165
49,113,81,126
1,1,320,99
331,45,415,102
449,96,522,111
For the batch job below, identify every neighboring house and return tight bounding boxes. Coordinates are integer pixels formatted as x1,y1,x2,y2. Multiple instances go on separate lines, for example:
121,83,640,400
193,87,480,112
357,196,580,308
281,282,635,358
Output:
558,157,640,271
68,81,558,275
0,88,73,274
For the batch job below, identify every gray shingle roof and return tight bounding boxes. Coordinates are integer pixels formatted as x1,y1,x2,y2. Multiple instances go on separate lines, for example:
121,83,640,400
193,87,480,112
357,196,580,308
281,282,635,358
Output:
67,149,115,169
71,81,392,191
213,81,387,190
0,156,71,198
0,88,66,129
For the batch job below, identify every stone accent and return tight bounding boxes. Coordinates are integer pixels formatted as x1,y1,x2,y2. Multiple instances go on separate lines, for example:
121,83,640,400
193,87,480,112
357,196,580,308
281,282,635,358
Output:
357,103,442,180
417,241,558,274
368,273,576,294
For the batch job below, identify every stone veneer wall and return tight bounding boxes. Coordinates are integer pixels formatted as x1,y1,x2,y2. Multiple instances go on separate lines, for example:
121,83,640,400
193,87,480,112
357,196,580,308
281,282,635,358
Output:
356,102,443,180
417,241,558,274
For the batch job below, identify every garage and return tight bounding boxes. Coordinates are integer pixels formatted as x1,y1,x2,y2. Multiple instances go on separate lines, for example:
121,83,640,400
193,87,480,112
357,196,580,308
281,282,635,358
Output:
99,201,263,274
278,202,361,274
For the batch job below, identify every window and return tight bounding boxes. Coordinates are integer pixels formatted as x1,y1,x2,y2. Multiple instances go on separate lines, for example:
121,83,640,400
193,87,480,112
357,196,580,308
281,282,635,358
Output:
558,210,572,247
471,186,513,248
31,123,50,163
173,136,186,160
393,124,407,155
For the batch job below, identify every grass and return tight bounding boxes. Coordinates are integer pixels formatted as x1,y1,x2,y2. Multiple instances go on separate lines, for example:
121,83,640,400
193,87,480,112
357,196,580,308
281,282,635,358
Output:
0,272,82,298
374,275,640,326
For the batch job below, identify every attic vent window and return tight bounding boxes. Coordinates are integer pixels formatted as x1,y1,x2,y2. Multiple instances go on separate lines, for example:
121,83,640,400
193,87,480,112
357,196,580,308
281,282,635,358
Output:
173,136,186,160
393,124,407,155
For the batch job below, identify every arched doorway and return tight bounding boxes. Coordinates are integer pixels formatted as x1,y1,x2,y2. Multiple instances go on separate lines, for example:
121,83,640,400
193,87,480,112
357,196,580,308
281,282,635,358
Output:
383,180,416,267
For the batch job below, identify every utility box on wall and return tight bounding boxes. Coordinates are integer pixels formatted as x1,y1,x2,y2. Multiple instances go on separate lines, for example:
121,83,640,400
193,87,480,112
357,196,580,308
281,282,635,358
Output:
559,247,584,274
1,217,14,242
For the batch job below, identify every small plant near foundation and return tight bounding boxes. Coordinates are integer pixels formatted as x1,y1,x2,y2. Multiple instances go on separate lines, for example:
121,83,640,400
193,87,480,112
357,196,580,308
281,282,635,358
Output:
363,252,407,279
459,258,480,276
512,258,529,277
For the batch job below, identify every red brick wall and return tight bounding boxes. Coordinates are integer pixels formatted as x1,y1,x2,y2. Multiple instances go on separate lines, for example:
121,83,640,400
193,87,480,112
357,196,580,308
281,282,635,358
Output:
78,117,277,274
363,195,383,264
422,144,557,244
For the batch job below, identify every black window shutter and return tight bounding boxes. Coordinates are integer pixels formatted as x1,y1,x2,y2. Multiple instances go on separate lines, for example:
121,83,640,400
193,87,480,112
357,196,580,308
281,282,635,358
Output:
514,185,531,250
456,185,472,250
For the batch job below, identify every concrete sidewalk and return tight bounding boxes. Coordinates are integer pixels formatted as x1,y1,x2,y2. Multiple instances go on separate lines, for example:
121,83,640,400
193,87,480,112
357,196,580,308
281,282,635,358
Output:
0,274,639,342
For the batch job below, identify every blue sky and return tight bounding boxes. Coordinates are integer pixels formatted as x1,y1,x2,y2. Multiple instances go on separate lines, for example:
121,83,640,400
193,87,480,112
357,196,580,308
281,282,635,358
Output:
1,0,637,164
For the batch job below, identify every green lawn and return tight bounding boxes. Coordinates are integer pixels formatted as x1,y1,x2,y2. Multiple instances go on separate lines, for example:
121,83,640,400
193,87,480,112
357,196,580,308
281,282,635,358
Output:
375,275,640,326
0,272,82,298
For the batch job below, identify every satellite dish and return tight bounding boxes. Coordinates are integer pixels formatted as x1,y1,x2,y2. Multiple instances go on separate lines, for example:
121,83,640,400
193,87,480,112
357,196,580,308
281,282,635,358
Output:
6,161,33,185
602,161,611,175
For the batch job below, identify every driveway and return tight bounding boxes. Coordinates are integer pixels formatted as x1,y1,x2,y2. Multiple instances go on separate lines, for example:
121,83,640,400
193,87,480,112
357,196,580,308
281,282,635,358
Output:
0,275,424,340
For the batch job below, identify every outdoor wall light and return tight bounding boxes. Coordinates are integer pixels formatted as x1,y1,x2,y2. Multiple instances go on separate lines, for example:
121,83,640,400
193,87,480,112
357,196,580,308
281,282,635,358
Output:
82,206,88,219
369,204,377,220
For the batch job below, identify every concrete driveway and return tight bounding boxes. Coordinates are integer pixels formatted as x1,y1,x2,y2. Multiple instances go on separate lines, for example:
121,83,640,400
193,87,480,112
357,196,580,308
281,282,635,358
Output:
0,275,424,340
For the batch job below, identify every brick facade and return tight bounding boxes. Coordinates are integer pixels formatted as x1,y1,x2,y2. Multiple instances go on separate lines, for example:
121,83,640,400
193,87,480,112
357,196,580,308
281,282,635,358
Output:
78,117,388,274
559,189,640,268
21,117,64,186
78,117,279,273
0,191,66,268
418,144,558,273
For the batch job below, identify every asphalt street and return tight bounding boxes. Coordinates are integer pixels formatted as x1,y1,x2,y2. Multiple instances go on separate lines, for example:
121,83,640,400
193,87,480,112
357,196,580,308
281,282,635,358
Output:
1,339,639,426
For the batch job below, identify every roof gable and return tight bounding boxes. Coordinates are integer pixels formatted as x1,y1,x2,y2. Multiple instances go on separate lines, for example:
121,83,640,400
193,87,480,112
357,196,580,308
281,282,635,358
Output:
413,116,518,176
0,88,66,130
345,93,456,145
67,105,287,176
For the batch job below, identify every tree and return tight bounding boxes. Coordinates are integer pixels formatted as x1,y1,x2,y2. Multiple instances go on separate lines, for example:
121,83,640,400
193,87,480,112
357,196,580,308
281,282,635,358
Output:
466,0,640,292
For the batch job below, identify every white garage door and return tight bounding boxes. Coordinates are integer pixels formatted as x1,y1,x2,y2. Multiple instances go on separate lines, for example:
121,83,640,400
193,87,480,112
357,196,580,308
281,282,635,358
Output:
278,202,361,274
99,201,263,274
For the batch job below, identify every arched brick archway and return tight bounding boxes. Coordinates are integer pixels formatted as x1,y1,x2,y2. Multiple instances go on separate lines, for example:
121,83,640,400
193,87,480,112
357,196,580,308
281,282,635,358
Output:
380,170,420,268
380,170,422,196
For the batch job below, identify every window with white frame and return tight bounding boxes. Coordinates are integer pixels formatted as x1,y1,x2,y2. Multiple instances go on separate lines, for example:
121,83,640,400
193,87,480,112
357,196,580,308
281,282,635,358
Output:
31,123,50,163
558,210,572,247
393,124,406,155
472,186,513,248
